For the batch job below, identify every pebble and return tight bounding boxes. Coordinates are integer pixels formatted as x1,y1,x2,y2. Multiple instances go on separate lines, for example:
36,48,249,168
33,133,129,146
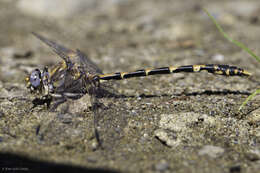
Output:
155,160,169,172
87,156,97,163
198,145,225,158
256,128,260,137
91,141,99,151
211,53,224,62
154,113,216,147
57,113,73,124
65,95,91,114
246,108,260,126
154,129,180,147
158,113,215,132
194,49,205,57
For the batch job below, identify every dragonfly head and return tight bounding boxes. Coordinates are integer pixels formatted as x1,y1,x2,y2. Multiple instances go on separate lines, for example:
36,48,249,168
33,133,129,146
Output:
26,68,42,92
26,67,52,96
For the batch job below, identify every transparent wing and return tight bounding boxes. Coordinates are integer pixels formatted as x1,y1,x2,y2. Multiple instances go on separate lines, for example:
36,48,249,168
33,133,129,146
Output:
32,32,72,64
76,49,103,75
32,32,103,75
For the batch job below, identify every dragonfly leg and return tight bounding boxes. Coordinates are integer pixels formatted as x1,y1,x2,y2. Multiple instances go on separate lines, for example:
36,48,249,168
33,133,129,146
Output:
49,97,67,111
91,97,103,149
49,92,84,111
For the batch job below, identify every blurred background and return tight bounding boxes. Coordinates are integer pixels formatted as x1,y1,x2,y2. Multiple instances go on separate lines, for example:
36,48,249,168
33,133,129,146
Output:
1,0,260,83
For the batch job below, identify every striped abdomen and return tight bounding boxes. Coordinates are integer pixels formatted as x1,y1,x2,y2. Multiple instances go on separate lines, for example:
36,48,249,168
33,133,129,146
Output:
98,64,251,81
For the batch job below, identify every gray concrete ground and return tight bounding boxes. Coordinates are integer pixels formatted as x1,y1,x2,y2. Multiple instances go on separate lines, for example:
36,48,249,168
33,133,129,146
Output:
0,0,260,172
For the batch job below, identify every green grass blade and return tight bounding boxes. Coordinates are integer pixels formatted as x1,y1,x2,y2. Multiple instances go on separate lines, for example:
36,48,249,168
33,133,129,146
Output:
204,8,260,63
239,88,260,110
204,9,260,110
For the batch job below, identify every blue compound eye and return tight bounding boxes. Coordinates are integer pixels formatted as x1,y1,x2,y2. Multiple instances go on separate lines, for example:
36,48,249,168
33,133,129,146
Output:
30,69,41,88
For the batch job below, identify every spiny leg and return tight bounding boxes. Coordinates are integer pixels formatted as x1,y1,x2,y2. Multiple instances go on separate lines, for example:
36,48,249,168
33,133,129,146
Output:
49,97,67,112
99,64,251,81
49,92,84,111
87,78,105,149
90,93,104,149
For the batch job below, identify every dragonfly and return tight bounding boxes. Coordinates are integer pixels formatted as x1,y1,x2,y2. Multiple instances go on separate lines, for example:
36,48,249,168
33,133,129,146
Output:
26,33,251,148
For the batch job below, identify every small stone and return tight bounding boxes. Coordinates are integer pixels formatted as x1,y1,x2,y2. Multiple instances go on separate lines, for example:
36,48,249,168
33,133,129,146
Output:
255,127,260,137
143,133,148,138
155,160,169,172
198,145,224,158
13,51,33,59
246,108,260,125
67,95,91,114
154,129,180,147
130,110,137,116
87,156,97,163
57,113,73,124
194,49,205,57
159,113,215,132
211,54,224,62
155,113,216,147
91,141,99,151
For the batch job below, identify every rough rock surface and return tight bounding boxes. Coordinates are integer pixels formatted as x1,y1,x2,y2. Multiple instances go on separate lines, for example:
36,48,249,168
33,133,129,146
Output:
0,0,260,173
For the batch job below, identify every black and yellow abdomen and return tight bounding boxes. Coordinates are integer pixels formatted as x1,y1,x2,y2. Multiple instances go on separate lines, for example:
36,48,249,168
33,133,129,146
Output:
99,64,251,81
